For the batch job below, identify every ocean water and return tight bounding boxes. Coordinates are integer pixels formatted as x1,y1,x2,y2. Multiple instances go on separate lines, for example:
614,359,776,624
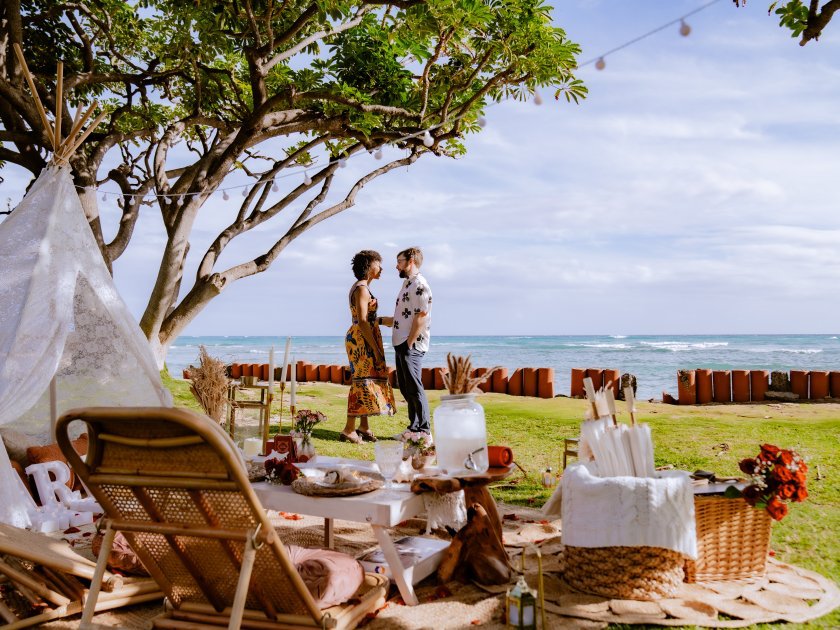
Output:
167,334,840,400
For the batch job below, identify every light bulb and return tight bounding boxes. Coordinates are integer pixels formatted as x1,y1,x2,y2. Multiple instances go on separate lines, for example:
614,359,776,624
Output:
272,180,279,192
101,192,107,201
374,148,383,160
533,91,543,106
242,187,248,196
679,20,691,37
222,190,230,201
303,171,312,186
338,157,347,168
422,130,433,147
595,57,606,71
175,196,184,206
477,116,487,128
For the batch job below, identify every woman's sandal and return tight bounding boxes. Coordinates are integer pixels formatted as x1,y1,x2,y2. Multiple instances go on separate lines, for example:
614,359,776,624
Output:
356,429,377,442
339,431,363,444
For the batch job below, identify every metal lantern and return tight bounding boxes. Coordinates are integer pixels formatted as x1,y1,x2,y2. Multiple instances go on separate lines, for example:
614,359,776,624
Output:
505,574,537,629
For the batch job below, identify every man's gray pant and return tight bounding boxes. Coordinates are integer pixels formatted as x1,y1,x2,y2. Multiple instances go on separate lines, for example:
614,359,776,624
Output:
394,341,430,433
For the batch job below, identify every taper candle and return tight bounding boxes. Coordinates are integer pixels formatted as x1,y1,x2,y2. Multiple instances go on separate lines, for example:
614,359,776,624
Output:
290,357,297,407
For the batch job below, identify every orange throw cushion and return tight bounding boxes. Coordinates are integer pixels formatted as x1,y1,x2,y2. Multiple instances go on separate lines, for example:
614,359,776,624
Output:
26,434,89,490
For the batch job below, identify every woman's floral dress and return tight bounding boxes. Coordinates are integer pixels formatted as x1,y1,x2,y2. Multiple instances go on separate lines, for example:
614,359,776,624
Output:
346,286,397,418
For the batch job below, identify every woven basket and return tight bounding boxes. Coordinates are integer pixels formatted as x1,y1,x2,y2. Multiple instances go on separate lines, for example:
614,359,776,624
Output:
685,495,772,582
562,545,685,600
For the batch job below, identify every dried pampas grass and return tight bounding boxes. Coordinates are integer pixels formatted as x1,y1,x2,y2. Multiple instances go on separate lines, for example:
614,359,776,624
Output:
442,353,502,395
189,346,229,423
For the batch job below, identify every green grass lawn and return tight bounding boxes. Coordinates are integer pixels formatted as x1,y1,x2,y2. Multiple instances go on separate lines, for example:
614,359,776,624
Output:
164,373,840,626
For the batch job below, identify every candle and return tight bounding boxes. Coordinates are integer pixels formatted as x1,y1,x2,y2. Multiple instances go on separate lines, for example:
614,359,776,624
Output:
290,357,297,407
243,437,262,458
279,336,291,387
268,346,275,393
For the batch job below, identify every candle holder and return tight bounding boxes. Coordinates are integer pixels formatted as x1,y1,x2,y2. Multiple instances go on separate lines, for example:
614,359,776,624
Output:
505,545,546,629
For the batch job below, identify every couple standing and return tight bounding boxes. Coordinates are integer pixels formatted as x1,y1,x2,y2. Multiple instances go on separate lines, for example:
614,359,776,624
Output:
341,247,432,444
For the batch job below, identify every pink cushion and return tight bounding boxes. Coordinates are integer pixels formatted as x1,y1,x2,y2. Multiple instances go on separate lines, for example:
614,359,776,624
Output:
284,545,364,608
92,530,149,576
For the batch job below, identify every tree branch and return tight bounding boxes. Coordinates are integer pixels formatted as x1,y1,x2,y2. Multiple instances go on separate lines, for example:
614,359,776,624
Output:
801,0,840,44
263,6,372,72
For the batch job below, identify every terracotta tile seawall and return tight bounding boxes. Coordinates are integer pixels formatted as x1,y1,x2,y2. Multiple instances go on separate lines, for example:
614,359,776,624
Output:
223,363,557,398
671,369,840,404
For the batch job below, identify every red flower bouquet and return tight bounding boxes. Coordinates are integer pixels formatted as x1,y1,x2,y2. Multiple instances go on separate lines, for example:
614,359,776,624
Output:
736,444,808,521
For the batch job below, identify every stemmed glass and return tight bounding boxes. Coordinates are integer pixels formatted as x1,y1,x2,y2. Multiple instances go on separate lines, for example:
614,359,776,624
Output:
374,442,404,492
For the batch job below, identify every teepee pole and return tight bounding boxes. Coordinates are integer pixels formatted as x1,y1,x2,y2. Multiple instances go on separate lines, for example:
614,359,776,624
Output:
49,375,58,441
63,108,108,157
54,61,63,152
59,102,99,159
11,43,55,150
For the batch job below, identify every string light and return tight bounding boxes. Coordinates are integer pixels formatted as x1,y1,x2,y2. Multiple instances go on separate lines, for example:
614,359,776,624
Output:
271,180,279,192
303,171,312,186
77,0,720,201
579,0,720,69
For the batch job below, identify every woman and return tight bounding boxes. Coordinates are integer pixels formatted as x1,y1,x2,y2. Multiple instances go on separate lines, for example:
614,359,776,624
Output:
342,250,396,443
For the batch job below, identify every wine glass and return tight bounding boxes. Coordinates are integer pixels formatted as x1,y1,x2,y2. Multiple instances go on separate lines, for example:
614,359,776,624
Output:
374,442,404,491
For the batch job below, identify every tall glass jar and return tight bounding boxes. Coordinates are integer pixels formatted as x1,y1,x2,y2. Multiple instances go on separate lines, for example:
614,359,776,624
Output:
433,394,489,475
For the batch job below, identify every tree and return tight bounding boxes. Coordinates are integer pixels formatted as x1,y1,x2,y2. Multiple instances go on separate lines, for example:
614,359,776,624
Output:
0,0,584,364
735,1,840,44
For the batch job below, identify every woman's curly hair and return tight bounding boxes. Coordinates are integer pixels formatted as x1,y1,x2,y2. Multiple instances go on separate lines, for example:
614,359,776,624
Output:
351,250,382,280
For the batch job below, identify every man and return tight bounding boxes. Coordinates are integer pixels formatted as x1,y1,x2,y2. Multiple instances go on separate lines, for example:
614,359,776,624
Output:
378,247,432,436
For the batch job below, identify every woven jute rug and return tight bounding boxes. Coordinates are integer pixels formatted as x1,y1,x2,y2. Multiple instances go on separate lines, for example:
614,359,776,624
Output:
33,504,840,629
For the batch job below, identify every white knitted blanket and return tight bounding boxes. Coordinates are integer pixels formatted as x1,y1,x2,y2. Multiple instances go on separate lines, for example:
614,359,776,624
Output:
560,463,697,558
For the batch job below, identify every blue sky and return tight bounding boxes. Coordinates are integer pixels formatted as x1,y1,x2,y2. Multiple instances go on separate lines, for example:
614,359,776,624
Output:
3,0,839,338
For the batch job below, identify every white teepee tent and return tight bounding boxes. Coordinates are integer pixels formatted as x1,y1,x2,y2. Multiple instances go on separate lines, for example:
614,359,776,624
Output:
0,46,171,527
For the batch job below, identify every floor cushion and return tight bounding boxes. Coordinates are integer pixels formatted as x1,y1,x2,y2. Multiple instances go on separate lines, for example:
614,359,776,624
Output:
284,544,365,608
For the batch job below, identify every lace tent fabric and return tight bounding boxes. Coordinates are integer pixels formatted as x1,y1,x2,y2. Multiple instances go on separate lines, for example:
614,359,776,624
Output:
0,165,172,527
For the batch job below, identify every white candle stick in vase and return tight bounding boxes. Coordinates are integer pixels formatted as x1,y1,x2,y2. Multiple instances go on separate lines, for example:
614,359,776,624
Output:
290,357,297,415
280,337,291,383
268,346,275,393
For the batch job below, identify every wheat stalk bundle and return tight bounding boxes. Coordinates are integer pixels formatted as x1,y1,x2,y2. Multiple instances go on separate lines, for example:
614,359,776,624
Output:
441,353,502,395
189,346,229,423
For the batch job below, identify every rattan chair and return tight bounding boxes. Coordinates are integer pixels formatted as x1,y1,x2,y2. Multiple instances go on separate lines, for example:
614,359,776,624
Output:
0,522,162,628
56,407,388,630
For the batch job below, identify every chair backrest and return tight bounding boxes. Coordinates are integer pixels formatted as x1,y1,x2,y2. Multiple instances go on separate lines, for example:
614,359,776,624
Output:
56,406,323,624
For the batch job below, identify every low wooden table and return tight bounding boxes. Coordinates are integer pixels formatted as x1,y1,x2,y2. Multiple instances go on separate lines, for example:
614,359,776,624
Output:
410,466,513,542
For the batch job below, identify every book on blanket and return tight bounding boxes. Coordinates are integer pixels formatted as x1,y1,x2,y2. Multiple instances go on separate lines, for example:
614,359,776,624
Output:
357,536,449,581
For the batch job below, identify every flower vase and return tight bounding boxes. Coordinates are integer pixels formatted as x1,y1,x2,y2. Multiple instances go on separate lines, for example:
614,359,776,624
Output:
295,433,316,462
